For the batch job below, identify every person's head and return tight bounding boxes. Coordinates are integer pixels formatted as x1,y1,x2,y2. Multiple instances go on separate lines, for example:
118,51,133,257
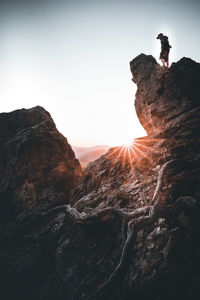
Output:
157,33,163,40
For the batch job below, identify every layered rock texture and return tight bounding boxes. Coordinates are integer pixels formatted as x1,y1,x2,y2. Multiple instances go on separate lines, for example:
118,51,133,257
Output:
0,55,200,300
0,106,82,219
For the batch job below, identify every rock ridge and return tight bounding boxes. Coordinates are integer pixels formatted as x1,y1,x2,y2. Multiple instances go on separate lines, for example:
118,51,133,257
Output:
0,55,200,300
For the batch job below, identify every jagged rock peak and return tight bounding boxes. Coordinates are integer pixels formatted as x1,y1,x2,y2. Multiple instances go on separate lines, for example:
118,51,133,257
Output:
0,106,82,219
130,53,159,84
130,54,200,135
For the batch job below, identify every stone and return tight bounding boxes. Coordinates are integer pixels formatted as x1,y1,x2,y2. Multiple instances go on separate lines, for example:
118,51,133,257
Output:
0,106,82,218
137,229,144,240
178,213,189,228
130,54,200,136
146,241,155,249
0,55,200,300
158,218,165,225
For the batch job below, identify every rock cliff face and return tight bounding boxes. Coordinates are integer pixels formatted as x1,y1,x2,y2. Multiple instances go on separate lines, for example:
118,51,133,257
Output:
0,106,82,219
0,55,200,300
130,54,200,135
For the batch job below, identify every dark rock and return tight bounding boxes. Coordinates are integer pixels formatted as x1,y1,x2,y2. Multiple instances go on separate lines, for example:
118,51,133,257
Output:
130,54,200,135
0,55,200,300
0,106,82,219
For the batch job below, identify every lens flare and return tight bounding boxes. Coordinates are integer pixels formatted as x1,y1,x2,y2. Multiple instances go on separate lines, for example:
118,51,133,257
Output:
107,138,161,169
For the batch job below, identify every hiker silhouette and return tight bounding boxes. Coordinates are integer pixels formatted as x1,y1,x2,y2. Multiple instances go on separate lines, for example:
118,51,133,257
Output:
157,33,172,68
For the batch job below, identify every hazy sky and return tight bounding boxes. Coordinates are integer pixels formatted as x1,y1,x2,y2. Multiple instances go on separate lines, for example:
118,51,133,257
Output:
0,0,200,147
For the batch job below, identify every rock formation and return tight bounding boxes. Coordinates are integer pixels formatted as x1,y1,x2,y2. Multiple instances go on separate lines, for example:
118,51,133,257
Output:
131,54,200,135
0,55,200,300
0,106,82,219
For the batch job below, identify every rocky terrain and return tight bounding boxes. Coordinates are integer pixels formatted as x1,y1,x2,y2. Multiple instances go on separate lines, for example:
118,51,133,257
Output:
0,106,82,219
0,54,200,300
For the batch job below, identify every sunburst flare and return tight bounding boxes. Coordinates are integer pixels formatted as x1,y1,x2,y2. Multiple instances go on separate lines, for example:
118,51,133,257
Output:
107,137,161,169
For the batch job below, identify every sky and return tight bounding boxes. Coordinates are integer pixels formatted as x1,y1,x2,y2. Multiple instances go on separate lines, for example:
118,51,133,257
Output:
0,0,200,147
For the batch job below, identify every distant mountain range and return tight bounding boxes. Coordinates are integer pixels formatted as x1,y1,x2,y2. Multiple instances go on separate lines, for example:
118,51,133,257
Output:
72,145,110,168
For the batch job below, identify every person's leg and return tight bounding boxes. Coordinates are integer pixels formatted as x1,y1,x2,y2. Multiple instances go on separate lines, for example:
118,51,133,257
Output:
165,50,169,68
161,58,165,66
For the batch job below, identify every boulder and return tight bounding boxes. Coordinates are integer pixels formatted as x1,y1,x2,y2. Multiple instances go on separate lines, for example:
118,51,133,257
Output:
0,106,82,218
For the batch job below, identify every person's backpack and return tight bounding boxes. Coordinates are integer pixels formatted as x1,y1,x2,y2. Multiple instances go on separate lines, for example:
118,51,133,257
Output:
162,36,172,49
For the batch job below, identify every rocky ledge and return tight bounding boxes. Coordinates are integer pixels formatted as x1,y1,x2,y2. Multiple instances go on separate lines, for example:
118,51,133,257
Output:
0,55,200,300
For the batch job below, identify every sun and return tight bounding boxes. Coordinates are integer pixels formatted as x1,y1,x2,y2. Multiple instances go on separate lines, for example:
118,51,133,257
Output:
122,139,135,148
107,137,161,170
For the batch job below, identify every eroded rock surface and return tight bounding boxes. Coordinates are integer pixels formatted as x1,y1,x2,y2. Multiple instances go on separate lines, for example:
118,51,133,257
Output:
0,56,200,300
0,106,82,218
130,53,200,135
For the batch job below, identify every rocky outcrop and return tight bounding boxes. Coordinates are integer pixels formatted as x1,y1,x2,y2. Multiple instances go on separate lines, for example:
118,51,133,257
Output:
0,106,82,219
72,55,200,212
130,54,200,135
0,55,200,300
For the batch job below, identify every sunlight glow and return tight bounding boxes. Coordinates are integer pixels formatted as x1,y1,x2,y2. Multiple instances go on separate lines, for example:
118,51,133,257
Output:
123,139,135,148
1,1,199,148
108,137,161,169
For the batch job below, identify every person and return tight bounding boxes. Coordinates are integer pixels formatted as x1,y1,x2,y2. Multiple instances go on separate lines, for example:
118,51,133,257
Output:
157,33,172,68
